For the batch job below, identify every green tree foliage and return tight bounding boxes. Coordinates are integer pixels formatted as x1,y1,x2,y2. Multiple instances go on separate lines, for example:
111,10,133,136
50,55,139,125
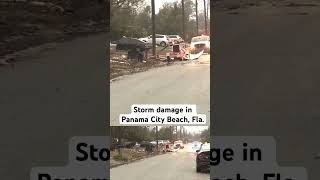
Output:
110,0,208,41
111,126,154,143
200,128,210,142
155,0,196,41
111,126,209,145
197,12,210,34
110,0,146,40
158,126,173,140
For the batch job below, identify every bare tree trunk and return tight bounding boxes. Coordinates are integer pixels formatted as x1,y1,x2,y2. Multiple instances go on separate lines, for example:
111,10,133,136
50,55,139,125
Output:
156,126,159,153
117,127,123,158
195,0,199,35
204,0,207,34
151,0,156,56
181,0,185,40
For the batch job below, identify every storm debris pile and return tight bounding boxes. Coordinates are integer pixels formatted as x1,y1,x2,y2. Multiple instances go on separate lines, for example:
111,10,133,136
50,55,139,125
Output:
110,45,173,79
110,50,166,79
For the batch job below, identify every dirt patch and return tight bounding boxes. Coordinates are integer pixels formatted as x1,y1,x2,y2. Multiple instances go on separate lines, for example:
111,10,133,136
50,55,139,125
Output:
110,47,173,80
111,148,147,162
110,53,166,80
110,148,165,168
0,0,108,57
213,0,320,11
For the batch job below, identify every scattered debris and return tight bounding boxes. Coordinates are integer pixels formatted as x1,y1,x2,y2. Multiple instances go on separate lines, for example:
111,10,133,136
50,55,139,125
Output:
0,0,108,57
110,47,173,79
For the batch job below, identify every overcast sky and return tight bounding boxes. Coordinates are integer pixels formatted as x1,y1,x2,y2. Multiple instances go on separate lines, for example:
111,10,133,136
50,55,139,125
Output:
154,126,208,134
155,0,177,13
184,126,208,134
153,0,208,14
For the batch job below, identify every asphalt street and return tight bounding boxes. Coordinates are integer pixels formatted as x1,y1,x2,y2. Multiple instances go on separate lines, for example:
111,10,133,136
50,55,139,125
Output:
0,34,108,179
213,3,320,179
110,55,210,126
111,143,209,180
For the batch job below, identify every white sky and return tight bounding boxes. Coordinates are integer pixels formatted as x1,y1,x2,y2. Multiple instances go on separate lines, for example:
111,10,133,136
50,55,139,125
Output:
152,0,208,14
153,126,208,134
155,0,177,13
184,126,208,134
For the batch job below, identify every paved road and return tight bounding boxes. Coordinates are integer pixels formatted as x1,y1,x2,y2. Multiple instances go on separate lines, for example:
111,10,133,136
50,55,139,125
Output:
213,3,320,179
110,55,210,126
0,34,108,180
111,144,209,180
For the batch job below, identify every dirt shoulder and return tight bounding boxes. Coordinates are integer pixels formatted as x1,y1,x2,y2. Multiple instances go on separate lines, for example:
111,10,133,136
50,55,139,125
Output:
213,0,320,12
110,148,166,168
110,46,179,80
0,0,108,59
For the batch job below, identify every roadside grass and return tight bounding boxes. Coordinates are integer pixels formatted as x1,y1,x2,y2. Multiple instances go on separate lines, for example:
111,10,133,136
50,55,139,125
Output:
0,3,107,57
110,48,171,79
110,43,191,79
111,148,147,162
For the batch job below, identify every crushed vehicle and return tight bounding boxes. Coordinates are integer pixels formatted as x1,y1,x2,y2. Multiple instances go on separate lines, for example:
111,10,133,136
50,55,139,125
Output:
190,35,210,54
165,143,173,151
115,37,150,61
174,140,184,149
166,44,189,61
168,35,184,44
123,141,136,148
140,141,156,153
165,143,180,152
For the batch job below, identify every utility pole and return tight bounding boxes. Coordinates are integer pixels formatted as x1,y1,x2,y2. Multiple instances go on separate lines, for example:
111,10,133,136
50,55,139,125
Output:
204,0,208,34
181,0,185,40
170,126,173,142
175,126,178,140
207,0,210,34
151,0,156,56
156,126,159,152
117,127,123,158
195,0,199,35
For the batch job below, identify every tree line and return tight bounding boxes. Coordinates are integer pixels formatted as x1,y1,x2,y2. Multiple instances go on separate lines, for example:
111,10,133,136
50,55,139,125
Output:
110,0,210,41
110,126,210,144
